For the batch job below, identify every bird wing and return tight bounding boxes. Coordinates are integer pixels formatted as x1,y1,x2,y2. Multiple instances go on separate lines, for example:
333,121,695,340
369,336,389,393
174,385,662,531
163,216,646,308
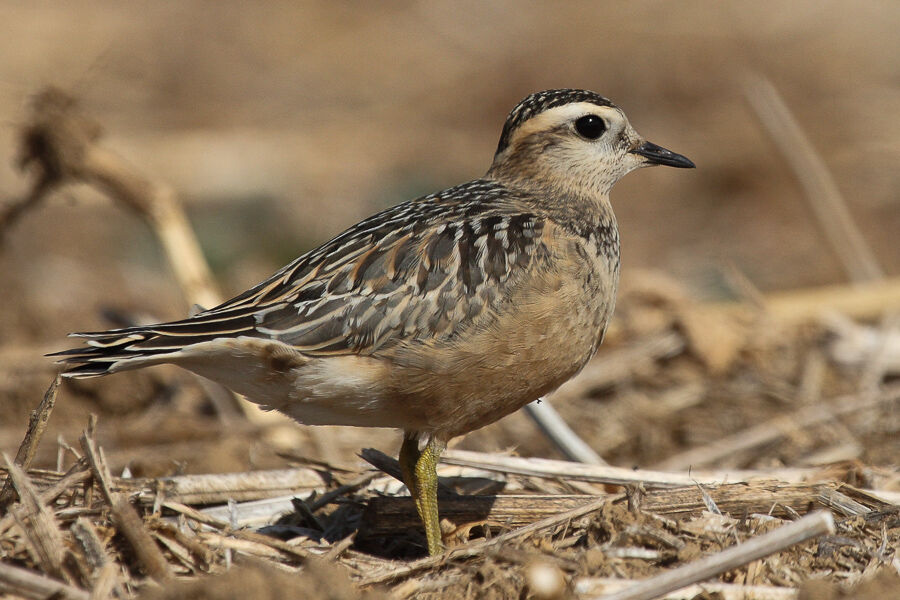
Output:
54,180,551,374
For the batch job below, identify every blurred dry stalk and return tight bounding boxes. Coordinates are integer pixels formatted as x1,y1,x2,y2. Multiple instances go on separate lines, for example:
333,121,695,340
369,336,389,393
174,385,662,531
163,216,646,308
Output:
698,73,900,326
651,383,900,471
11,87,220,309
742,278,900,323
0,376,59,508
5,87,296,430
741,73,882,284
80,421,172,584
741,73,900,416
596,511,835,600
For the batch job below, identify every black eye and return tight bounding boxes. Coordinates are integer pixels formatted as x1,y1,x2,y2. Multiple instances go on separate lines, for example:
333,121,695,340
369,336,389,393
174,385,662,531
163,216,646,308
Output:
574,115,606,140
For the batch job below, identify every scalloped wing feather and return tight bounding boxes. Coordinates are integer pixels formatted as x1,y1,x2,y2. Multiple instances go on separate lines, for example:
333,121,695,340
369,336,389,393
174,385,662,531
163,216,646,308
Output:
54,180,551,375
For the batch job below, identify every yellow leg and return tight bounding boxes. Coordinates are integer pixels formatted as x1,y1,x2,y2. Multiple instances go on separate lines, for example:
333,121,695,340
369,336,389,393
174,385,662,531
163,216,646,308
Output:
399,435,445,556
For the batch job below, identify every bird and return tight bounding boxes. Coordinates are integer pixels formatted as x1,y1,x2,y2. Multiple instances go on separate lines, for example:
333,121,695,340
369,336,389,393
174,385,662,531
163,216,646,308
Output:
52,89,694,556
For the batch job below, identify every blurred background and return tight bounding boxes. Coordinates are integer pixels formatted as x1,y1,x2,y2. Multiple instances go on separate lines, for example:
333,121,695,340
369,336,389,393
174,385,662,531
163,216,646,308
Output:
1,1,898,476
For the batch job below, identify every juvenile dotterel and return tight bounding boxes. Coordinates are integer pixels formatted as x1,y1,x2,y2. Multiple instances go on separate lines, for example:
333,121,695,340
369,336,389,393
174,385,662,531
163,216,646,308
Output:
54,89,694,555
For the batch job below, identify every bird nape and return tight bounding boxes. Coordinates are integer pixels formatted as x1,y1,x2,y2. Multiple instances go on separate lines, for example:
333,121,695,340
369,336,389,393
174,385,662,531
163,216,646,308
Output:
53,89,694,556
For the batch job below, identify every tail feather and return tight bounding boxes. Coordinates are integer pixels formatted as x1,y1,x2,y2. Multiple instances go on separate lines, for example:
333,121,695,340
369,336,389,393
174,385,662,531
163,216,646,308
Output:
50,329,221,378
50,309,262,378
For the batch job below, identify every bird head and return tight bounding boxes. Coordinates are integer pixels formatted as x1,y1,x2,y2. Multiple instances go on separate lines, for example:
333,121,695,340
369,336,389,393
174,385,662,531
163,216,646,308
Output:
488,89,694,196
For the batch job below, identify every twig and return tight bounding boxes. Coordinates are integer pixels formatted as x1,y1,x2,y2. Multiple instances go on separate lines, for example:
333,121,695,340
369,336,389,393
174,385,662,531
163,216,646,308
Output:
149,519,215,568
163,500,230,529
742,72,882,283
130,467,330,505
652,383,900,471
358,448,404,483
441,449,694,487
359,448,460,497
0,561,90,600
161,499,313,563
362,494,603,537
169,492,347,531
88,563,121,600
3,456,67,579
0,375,61,507
440,449,814,488
593,511,835,600
524,398,607,464
19,88,219,308
178,471,381,530
323,532,356,561
576,578,798,599
308,471,379,512
865,488,900,504
814,487,872,517
0,463,90,537
194,532,283,562
71,517,127,599
71,517,112,572
0,176,55,244
362,482,889,537
80,428,172,583
229,528,312,561
196,528,311,563
710,276,900,324
358,495,616,586
16,87,291,425
290,497,325,531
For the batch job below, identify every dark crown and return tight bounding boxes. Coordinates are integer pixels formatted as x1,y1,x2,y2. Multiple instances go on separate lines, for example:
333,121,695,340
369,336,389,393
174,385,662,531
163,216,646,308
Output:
495,89,615,155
